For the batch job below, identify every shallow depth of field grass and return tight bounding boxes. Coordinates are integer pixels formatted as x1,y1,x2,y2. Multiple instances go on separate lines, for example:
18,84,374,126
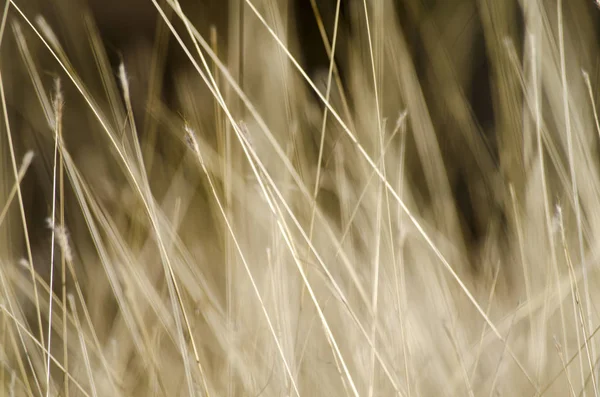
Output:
1,0,600,395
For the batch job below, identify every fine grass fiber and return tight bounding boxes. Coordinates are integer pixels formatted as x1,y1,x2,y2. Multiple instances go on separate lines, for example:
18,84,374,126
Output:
1,0,600,395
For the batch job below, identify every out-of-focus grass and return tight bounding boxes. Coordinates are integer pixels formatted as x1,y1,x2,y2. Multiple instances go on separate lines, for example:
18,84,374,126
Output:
1,0,600,395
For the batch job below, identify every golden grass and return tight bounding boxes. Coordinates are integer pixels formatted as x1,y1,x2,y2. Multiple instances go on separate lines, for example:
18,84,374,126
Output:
1,0,600,395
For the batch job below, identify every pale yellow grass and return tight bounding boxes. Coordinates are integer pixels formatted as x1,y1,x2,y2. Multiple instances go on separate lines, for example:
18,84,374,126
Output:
1,0,600,396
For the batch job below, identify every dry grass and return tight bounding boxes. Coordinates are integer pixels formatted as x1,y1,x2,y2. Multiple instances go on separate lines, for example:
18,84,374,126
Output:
1,0,600,395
